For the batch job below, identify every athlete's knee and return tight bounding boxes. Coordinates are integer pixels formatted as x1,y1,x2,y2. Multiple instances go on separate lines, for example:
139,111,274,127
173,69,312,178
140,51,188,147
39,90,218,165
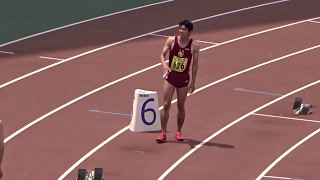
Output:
163,101,172,111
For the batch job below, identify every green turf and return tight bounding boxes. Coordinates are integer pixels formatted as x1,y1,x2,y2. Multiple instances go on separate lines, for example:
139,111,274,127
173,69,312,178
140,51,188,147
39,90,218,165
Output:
0,0,166,45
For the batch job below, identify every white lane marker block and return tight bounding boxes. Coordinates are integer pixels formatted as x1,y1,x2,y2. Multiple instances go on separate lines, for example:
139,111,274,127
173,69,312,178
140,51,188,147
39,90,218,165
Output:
130,89,161,132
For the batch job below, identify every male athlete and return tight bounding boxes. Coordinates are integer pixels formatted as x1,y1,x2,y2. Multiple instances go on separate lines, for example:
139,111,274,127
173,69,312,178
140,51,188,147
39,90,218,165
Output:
156,20,200,142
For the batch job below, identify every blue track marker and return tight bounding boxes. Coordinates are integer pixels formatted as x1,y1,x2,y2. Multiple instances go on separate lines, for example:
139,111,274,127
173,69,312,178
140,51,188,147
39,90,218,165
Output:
89,109,132,117
234,88,282,96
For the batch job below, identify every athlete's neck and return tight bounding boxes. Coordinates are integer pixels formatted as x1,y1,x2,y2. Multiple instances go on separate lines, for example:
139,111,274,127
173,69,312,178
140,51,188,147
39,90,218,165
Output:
178,35,190,43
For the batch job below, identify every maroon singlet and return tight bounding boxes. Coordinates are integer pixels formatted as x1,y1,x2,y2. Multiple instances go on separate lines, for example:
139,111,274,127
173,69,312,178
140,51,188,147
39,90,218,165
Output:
166,36,193,88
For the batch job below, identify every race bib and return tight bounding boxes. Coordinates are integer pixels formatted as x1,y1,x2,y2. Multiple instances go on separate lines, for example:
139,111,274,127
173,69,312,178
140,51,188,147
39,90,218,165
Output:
171,56,188,72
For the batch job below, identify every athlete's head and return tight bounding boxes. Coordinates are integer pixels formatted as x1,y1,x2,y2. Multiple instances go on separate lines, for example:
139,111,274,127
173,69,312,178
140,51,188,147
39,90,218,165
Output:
179,20,193,32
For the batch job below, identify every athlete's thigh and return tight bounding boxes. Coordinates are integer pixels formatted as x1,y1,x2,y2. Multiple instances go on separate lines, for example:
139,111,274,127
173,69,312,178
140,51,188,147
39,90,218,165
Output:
176,85,188,110
163,80,175,103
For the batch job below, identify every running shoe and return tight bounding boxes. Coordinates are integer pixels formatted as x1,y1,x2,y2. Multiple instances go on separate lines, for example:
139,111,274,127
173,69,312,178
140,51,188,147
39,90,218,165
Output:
175,132,184,141
156,133,166,142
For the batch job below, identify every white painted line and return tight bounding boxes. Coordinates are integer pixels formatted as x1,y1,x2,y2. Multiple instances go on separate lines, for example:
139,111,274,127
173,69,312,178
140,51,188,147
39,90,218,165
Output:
263,176,298,180
39,56,65,61
263,175,292,179
148,33,170,38
309,20,320,24
159,80,320,180
256,127,320,180
58,45,320,179
89,109,131,117
0,50,15,55
253,113,320,123
0,0,175,48
149,33,220,45
0,0,297,89
197,40,220,45
234,88,282,96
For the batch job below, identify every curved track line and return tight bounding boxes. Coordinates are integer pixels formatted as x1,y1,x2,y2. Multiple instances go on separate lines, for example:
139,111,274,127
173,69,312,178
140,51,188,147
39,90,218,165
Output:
158,80,320,180
256,128,320,180
5,16,313,144
59,45,320,179
0,0,174,48
0,0,291,89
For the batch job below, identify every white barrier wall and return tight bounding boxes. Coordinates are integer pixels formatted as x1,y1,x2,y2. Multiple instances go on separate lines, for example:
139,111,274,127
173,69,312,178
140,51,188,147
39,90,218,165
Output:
130,89,161,132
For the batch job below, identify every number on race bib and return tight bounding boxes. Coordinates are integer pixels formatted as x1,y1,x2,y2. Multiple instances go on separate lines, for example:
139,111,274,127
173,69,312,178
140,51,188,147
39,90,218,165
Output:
171,56,188,72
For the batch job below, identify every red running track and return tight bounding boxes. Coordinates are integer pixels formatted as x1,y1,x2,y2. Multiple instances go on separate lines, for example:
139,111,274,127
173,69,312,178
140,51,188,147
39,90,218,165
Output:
0,0,319,179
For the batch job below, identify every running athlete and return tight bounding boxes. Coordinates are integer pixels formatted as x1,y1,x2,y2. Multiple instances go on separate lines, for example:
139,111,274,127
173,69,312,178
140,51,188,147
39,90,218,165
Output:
156,20,200,142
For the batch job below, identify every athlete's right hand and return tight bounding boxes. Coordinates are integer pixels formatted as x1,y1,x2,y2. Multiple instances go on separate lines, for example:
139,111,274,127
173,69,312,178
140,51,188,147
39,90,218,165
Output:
163,64,172,74
163,64,171,79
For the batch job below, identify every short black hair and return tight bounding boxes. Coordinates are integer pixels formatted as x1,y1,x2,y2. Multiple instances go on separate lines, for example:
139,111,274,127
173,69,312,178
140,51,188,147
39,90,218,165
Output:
179,19,193,31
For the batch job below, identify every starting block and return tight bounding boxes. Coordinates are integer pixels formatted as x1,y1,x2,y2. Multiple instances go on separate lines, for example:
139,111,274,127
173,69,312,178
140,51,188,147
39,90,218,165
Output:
130,89,161,132
77,168,103,180
292,97,316,115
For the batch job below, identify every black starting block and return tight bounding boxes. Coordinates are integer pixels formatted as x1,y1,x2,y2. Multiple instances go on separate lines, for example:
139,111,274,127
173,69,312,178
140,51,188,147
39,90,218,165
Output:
292,97,316,115
77,168,103,180
292,97,303,109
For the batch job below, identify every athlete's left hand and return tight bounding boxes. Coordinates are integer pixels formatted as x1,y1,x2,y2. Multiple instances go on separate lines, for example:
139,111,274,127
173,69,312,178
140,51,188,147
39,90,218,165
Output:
188,83,195,94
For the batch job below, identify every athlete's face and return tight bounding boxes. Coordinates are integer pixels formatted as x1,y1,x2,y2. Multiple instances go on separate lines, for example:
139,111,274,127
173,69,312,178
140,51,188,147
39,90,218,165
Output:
179,25,191,37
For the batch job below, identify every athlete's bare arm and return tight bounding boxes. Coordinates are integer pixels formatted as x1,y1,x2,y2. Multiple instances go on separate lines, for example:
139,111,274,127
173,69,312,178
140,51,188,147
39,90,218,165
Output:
189,40,200,93
160,36,175,76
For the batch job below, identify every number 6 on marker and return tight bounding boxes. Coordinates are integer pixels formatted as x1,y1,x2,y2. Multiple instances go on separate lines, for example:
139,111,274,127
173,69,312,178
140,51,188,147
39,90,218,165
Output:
141,98,156,125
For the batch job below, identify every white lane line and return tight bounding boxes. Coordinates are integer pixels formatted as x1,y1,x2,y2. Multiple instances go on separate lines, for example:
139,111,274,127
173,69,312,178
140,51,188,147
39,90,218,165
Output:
149,33,220,45
88,109,131,117
263,175,299,179
256,127,320,180
0,50,15,55
309,20,320,24
253,113,320,123
39,56,65,61
233,88,282,96
59,45,320,179
0,0,294,89
0,0,175,48
159,81,320,180
263,175,292,179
